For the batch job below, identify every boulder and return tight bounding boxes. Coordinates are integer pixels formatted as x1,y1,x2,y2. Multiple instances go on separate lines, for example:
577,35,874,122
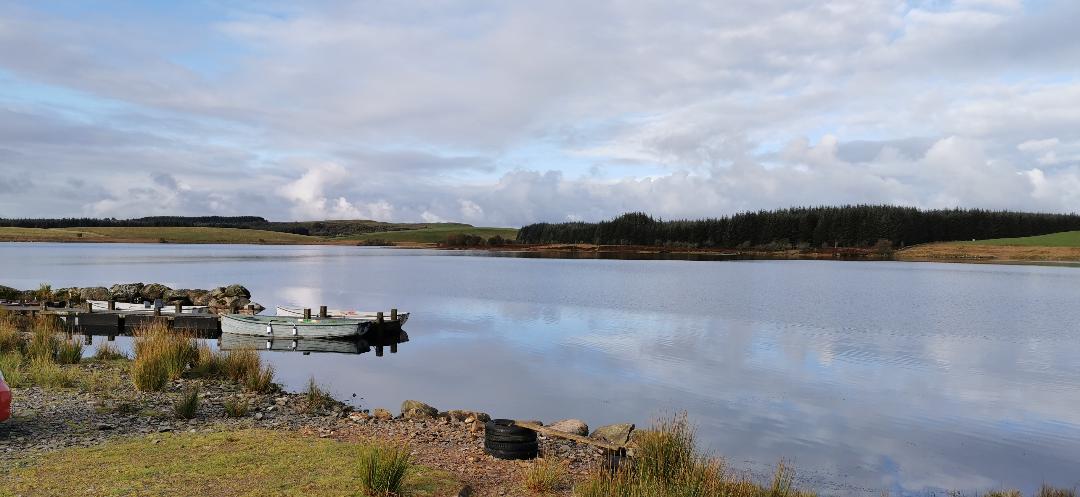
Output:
223,284,251,299
372,408,394,420
55,287,82,303
590,423,635,446
400,400,439,419
79,287,110,301
444,410,492,423
109,283,144,302
548,419,589,436
186,290,211,306
140,283,172,301
163,290,193,306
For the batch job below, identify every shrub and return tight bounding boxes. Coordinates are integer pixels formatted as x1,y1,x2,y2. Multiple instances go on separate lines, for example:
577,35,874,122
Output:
304,377,334,412
523,457,568,494
173,385,200,419
55,338,83,365
191,343,225,377
357,441,412,497
131,322,197,391
224,396,250,418
244,364,275,393
93,341,128,361
222,349,260,382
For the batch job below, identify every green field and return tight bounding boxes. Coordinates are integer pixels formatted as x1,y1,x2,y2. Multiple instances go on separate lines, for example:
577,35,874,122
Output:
962,231,1080,247
1,430,458,497
346,224,519,243
0,226,321,244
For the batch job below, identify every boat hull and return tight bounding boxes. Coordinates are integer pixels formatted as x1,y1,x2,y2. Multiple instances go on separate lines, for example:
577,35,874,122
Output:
220,314,367,339
88,300,210,315
275,306,409,325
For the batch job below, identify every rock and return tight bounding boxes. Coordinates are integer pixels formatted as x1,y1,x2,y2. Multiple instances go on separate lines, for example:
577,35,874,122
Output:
548,419,589,436
109,283,144,303
400,400,438,419
469,420,484,433
187,290,211,306
372,408,394,420
163,290,193,306
55,287,82,303
590,423,635,446
445,409,491,423
79,287,110,301
96,423,116,430
223,284,251,299
254,412,264,420
140,283,172,301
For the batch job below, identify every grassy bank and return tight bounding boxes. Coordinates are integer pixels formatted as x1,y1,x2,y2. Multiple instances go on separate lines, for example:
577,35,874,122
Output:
347,224,518,244
0,430,458,497
898,231,1080,263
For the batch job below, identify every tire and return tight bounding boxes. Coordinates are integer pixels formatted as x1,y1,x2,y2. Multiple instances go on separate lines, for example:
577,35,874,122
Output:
484,446,538,460
484,419,532,437
484,440,538,452
485,432,537,444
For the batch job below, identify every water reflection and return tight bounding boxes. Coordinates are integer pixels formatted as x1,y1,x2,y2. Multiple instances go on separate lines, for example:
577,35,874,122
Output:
219,330,409,355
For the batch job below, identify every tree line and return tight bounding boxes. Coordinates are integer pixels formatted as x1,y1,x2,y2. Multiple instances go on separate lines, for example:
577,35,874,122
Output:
515,206,1080,248
0,216,269,229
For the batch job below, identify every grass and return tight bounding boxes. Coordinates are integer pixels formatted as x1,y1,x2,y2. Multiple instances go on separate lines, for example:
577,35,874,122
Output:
55,338,83,364
357,440,414,497
347,224,519,244
960,231,1080,247
93,341,128,360
131,322,198,390
0,430,458,497
24,355,78,389
27,316,62,361
0,351,25,387
524,457,570,494
224,396,250,418
174,384,200,419
304,377,335,412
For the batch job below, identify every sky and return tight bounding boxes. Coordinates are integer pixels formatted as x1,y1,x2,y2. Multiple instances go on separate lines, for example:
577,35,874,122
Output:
0,0,1079,226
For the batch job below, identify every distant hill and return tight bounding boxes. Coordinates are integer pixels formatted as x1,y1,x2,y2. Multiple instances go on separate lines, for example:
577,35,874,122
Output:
0,216,465,238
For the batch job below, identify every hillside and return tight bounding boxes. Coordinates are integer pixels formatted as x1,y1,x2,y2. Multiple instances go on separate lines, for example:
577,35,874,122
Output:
898,231,1080,263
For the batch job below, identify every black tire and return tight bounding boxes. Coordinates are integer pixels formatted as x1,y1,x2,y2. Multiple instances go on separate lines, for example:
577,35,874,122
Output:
485,432,537,444
485,446,538,460
484,440,538,452
484,419,532,437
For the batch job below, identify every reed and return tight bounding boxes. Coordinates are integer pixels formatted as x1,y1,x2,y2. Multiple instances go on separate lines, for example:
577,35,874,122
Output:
244,364,275,393
356,441,413,497
304,377,334,412
173,384,200,419
191,343,225,377
0,351,25,387
93,341,128,361
523,457,569,494
55,338,83,365
130,322,197,391
222,349,260,382
27,315,62,361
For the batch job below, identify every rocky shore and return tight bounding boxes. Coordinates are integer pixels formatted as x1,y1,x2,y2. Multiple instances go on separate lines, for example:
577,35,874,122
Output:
0,282,264,314
1,359,632,496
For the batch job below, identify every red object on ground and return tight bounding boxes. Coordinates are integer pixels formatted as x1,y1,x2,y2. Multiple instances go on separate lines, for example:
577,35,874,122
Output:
0,369,11,422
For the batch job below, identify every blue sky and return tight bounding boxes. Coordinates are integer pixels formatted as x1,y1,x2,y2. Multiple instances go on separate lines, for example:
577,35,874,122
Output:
1,0,1079,225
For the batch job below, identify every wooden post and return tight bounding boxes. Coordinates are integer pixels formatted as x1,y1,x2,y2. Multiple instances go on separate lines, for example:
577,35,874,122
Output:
40,302,46,311
319,306,328,318
390,342,398,354
107,300,115,310
84,334,92,345
175,303,183,315
377,311,384,324
390,308,397,321
86,301,93,313
375,345,384,357
303,308,311,320
153,307,161,317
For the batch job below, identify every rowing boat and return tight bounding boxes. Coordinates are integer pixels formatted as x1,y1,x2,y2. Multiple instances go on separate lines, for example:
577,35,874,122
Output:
275,306,409,325
220,314,370,339
88,300,211,314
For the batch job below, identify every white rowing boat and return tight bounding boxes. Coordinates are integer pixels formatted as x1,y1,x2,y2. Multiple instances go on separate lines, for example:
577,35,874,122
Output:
275,306,409,325
220,314,371,339
87,300,211,314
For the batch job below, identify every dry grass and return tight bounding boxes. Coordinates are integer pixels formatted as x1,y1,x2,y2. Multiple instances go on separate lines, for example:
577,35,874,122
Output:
1035,486,1077,497
131,322,197,391
224,396,250,418
0,313,22,353
173,384,200,419
304,377,335,412
524,457,570,494
24,355,78,389
27,315,63,361
899,243,1080,262
55,338,83,364
93,341,128,361
0,350,25,387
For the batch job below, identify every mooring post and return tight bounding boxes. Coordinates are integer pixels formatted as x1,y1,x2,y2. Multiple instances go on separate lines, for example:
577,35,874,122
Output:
86,301,93,313
303,308,311,320
154,307,161,317
107,300,115,311
319,305,328,318
175,302,183,315
390,308,397,321
40,301,46,311
376,345,384,357
390,342,398,354
84,334,92,345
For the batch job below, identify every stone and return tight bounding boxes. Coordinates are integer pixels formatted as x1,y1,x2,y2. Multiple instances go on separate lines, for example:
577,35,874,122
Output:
140,283,172,301
590,423,635,446
445,409,491,423
400,400,438,419
372,408,394,420
548,419,589,436
187,290,211,306
79,287,110,301
254,412,264,420
223,284,251,299
469,420,484,433
163,290,193,306
96,423,116,430
109,283,144,303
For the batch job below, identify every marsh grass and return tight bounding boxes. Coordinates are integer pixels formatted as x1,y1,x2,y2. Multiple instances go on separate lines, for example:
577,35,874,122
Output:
244,364,275,393
27,315,62,361
191,343,225,377
222,349,260,382
357,441,413,497
131,322,197,391
25,355,77,389
0,350,25,387
224,396,250,417
1035,486,1076,497
93,341,128,361
304,377,335,412
55,338,83,364
523,457,569,494
0,315,22,352
174,384,200,419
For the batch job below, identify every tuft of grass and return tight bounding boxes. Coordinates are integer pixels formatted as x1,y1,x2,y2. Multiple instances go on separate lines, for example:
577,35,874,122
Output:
24,355,77,389
191,343,225,377
174,384,200,419
77,367,124,395
1036,486,1077,497
55,338,83,364
27,315,62,361
0,316,23,353
357,441,413,497
524,457,569,494
985,491,1024,497
222,349,260,382
131,322,197,391
224,396,250,418
244,364,276,393
304,377,335,412
93,341,128,361
0,350,26,387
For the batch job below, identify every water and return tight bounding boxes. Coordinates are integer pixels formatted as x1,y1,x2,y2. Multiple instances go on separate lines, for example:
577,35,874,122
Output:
2,242,1079,495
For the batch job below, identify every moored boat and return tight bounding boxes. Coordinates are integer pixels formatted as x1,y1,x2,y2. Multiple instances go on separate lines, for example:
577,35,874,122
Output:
220,314,370,339
275,306,409,325
88,300,211,314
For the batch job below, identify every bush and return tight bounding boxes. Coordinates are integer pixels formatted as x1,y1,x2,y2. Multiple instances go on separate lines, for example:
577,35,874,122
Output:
523,457,568,493
224,396,250,418
55,338,83,365
93,341,128,361
174,385,200,419
357,441,412,497
131,322,197,391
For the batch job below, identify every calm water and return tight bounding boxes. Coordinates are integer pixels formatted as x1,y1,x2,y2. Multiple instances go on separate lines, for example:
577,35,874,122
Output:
2,242,1079,495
